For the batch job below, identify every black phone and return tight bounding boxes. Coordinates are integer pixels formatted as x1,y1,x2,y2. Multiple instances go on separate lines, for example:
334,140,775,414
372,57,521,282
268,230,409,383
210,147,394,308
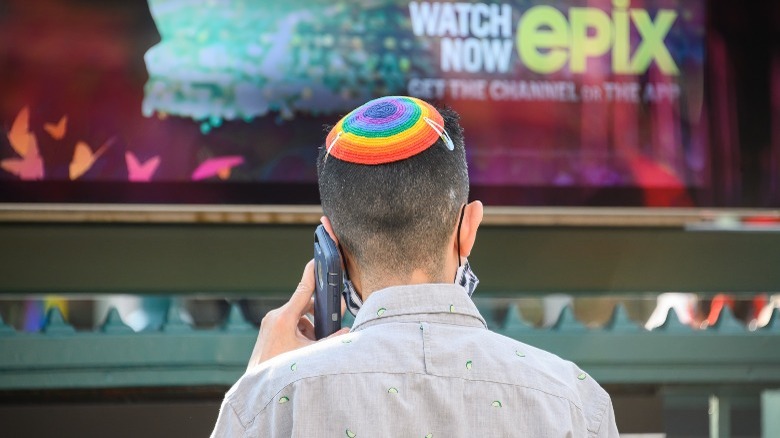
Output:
313,224,343,340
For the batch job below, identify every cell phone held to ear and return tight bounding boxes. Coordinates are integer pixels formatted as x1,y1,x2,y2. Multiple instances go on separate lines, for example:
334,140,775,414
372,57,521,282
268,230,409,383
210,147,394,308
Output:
313,224,343,340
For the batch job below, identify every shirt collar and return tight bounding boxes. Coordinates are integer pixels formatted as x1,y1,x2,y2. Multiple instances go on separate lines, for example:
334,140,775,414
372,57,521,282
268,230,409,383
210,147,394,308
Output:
350,283,487,332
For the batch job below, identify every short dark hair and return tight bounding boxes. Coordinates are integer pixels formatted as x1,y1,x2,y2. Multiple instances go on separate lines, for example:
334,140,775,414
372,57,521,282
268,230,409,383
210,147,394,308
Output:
317,107,468,282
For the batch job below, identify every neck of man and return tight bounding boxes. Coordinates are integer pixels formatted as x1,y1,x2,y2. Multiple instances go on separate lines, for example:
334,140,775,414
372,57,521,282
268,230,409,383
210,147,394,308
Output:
356,268,452,303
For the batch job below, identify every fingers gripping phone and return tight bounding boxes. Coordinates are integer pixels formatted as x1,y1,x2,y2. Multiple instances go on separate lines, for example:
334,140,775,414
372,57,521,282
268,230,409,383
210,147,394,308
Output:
314,225,343,340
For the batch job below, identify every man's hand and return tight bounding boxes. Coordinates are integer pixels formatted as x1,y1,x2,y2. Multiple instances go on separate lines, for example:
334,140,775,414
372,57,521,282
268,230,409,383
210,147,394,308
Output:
246,260,349,370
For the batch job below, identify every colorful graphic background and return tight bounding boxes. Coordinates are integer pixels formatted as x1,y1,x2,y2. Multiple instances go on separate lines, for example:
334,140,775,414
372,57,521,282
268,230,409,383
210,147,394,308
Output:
0,0,714,206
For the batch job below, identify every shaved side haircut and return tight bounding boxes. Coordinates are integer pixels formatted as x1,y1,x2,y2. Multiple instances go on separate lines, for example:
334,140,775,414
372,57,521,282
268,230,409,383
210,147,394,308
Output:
317,107,468,284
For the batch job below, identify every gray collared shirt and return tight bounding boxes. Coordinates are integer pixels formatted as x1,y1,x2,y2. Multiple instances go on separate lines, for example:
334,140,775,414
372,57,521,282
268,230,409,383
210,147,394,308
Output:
212,284,619,437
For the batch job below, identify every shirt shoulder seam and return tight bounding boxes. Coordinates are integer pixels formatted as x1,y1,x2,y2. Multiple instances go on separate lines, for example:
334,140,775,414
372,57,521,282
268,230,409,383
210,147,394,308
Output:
587,388,611,436
227,399,249,430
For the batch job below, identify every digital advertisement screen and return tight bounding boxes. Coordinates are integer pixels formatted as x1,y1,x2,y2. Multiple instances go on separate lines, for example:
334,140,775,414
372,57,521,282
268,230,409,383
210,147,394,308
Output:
0,0,754,207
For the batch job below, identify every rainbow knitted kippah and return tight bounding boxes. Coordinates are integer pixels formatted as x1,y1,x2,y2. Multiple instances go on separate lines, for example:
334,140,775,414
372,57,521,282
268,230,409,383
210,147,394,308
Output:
325,96,453,165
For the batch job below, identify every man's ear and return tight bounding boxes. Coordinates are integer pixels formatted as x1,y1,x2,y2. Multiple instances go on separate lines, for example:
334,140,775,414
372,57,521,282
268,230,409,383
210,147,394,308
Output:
457,201,483,257
320,216,339,245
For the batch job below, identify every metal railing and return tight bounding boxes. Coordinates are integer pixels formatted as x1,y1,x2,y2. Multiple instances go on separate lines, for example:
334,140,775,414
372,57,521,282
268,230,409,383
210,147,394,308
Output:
2,302,777,390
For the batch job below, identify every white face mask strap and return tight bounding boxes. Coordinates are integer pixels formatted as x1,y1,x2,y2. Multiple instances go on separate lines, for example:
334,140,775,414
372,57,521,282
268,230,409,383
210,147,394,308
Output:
423,117,455,151
323,131,343,164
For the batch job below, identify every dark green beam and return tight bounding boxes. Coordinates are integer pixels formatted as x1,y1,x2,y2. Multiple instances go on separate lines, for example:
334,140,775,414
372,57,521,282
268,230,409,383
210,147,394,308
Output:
0,223,779,294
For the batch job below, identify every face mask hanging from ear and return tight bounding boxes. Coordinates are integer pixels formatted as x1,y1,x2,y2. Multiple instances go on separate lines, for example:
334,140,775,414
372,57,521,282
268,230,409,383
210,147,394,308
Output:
342,278,363,317
454,260,480,297
452,204,480,297
337,242,364,317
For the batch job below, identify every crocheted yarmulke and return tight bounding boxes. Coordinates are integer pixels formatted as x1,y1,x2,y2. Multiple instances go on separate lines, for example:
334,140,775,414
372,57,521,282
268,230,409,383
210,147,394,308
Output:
325,96,448,165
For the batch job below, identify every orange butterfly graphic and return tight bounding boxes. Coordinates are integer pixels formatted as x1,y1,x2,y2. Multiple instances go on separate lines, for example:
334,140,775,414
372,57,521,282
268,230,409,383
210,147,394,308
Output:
125,151,161,182
2,107,44,180
69,139,113,180
44,116,68,140
7,106,34,157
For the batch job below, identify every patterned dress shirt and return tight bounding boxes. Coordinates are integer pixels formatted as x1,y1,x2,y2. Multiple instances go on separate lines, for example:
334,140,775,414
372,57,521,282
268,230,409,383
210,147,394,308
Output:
211,284,619,437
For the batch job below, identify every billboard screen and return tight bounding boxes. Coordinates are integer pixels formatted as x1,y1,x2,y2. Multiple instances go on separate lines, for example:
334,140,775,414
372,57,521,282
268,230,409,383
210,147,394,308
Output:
0,0,748,207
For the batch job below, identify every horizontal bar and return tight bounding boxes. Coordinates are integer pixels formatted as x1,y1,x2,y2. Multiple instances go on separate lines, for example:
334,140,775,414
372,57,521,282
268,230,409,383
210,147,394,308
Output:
0,203,777,227
1,306,778,390
1,224,780,294
2,332,779,389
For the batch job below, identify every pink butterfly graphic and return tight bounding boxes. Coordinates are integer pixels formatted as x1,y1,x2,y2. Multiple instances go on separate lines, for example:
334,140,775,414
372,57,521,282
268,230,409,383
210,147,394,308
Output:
125,151,161,182
191,155,244,181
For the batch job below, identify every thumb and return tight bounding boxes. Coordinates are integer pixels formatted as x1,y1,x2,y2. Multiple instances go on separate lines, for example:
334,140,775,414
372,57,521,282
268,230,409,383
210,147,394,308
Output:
288,260,316,314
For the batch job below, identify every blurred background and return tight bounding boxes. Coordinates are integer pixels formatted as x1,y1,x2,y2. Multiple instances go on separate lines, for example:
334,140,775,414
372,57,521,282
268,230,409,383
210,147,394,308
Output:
1,0,779,437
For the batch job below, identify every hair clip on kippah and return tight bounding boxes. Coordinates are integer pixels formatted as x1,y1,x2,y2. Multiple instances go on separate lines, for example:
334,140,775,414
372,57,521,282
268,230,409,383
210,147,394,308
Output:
423,117,455,151
323,131,342,164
